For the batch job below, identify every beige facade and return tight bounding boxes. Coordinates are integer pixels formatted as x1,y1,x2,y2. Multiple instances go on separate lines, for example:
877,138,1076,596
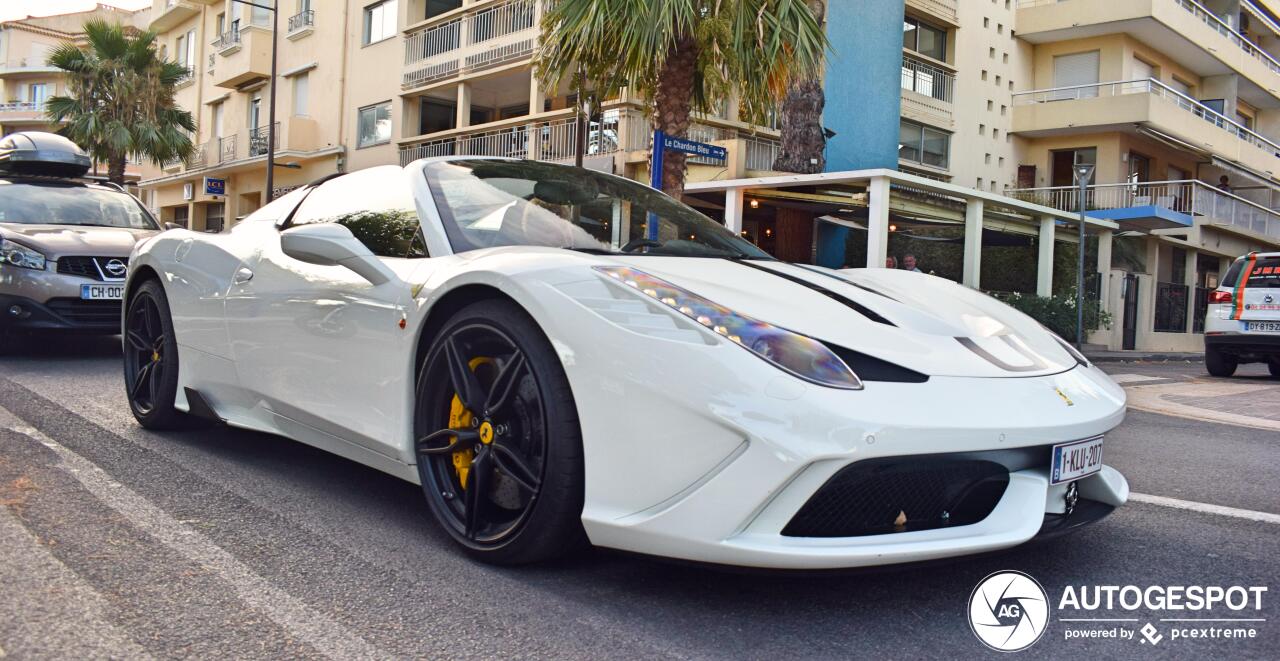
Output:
0,4,155,183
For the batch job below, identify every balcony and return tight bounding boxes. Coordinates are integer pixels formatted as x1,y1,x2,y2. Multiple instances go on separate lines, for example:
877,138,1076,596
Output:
287,9,315,39
906,0,959,26
901,53,955,128
402,0,539,90
0,58,60,79
1009,179,1280,239
0,101,49,125
212,27,271,88
1017,0,1280,102
149,0,200,32
1013,78,1280,178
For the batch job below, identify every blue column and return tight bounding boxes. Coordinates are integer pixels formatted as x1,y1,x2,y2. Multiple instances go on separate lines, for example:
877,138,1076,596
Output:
822,0,906,172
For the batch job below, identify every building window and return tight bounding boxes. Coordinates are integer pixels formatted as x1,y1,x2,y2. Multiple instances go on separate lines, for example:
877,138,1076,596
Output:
363,0,398,45
358,102,392,147
421,98,456,134
292,72,310,117
899,119,949,169
903,17,946,62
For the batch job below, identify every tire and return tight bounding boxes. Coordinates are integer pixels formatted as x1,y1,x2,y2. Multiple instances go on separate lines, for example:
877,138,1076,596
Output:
413,299,586,565
123,279,186,429
1205,345,1238,378
1269,359,1280,379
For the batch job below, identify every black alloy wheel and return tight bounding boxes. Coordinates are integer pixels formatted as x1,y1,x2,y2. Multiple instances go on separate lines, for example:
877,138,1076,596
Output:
123,280,185,429
414,300,585,564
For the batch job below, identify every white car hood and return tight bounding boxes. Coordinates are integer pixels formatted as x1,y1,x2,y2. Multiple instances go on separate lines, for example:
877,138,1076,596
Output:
604,257,1078,379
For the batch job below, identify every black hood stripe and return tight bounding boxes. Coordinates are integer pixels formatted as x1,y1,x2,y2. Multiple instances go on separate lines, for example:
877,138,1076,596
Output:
731,260,896,327
788,263,900,302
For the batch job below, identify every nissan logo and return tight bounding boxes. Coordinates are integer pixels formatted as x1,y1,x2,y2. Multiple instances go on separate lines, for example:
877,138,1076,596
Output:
103,258,127,277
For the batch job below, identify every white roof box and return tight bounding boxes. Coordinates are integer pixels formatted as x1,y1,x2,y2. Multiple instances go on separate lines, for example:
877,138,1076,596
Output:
0,131,92,177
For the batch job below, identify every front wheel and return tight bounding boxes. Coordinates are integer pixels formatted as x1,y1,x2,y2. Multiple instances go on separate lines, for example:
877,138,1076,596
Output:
413,299,586,565
1205,345,1238,378
123,279,185,429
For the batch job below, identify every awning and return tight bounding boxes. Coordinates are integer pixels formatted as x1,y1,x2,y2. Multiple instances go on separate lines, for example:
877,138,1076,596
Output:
1209,156,1278,188
1086,205,1194,231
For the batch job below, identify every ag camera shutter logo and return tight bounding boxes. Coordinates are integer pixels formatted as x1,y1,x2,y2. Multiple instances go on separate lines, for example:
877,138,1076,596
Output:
969,571,1050,652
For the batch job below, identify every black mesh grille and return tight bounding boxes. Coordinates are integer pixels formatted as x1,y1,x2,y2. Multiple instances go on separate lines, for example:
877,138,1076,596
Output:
56,256,128,281
45,298,121,328
782,458,1009,537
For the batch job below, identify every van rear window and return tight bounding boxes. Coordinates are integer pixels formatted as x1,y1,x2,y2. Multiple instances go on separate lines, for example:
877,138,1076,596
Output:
1243,257,1280,288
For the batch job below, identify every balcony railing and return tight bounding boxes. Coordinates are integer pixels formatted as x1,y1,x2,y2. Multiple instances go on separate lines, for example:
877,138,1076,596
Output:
399,109,631,166
213,28,240,52
907,0,958,23
1008,179,1280,239
219,134,236,163
247,123,280,157
288,9,314,33
901,54,954,103
0,101,44,114
403,0,538,88
744,136,781,171
1013,78,1280,158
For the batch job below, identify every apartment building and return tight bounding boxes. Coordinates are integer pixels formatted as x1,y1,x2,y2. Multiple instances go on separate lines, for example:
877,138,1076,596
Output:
0,4,154,182
1006,0,1280,351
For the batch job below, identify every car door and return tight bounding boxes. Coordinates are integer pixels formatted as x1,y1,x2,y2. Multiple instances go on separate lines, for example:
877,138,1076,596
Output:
224,166,432,457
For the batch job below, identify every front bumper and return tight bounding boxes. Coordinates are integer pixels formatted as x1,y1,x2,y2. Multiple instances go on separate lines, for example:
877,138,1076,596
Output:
0,293,121,333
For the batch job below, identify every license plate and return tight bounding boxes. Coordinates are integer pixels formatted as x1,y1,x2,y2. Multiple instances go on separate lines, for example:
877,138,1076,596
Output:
1051,436,1104,485
1246,321,1280,332
81,284,124,300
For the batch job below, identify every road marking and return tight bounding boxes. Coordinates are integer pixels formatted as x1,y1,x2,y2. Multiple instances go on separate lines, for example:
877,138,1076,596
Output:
1107,373,1169,385
1,417,387,661
1129,492,1280,525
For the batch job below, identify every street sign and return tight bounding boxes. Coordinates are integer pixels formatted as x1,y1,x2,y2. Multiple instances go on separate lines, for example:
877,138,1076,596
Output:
204,177,225,196
663,135,728,160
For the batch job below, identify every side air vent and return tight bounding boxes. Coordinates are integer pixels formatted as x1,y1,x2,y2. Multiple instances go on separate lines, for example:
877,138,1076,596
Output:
824,343,929,383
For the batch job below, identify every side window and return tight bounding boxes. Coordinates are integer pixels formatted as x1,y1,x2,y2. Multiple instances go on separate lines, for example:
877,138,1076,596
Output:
1221,259,1244,288
289,165,427,258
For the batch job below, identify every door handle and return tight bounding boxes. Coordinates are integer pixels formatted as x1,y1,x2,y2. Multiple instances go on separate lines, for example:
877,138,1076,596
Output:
233,267,254,284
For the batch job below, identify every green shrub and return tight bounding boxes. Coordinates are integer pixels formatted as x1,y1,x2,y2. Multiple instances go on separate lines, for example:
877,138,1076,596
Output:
990,290,1111,341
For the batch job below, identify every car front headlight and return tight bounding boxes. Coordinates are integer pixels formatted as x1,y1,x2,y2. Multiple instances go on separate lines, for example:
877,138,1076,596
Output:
0,238,46,271
595,266,863,390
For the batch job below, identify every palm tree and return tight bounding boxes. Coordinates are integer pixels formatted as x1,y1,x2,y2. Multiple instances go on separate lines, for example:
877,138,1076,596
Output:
45,19,196,184
773,0,828,175
537,0,828,195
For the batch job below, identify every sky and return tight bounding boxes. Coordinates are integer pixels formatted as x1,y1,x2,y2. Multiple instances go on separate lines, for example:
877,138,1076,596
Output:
1,1,150,23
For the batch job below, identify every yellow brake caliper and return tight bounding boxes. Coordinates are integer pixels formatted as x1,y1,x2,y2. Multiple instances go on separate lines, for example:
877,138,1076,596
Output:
448,356,493,489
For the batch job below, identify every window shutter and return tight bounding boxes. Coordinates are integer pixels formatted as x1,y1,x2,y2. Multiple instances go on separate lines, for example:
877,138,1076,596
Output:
1053,51,1100,99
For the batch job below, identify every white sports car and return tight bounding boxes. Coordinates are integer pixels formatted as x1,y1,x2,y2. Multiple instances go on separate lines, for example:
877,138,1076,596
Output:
124,158,1129,568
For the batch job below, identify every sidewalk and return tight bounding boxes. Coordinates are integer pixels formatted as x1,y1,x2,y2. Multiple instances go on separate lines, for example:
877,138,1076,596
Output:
1083,350,1203,363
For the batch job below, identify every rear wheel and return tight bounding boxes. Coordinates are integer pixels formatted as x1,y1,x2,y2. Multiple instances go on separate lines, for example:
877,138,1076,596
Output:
1205,346,1238,378
1269,359,1280,379
414,299,586,565
123,280,185,429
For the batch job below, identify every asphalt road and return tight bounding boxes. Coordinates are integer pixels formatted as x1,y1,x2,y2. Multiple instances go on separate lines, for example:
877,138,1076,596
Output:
0,337,1276,659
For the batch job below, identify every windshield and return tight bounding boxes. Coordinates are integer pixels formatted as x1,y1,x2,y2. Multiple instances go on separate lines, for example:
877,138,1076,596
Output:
0,181,158,229
423,159,770,259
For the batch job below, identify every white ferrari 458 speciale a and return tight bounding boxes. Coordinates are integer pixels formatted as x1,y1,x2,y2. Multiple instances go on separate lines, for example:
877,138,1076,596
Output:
123,157,1128,568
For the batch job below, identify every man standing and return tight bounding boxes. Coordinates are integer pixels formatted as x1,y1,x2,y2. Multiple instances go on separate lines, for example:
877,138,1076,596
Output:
1218,175,1232,193
902,254,922,272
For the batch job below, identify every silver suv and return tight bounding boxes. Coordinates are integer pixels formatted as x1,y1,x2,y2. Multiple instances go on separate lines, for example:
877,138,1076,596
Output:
0,132,159,340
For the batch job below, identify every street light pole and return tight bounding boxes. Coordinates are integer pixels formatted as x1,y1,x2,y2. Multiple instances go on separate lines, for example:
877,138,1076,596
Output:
1073,163,1096,348
232,0,279,202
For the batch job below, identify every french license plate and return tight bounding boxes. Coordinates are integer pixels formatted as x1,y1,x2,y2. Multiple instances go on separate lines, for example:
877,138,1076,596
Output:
81,284,124,300
1246,321,1280,332
1051,436,1104,485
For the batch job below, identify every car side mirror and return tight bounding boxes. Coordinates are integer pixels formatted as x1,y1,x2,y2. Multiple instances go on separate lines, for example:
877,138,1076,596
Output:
280,223,395,286
164,222,182,231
